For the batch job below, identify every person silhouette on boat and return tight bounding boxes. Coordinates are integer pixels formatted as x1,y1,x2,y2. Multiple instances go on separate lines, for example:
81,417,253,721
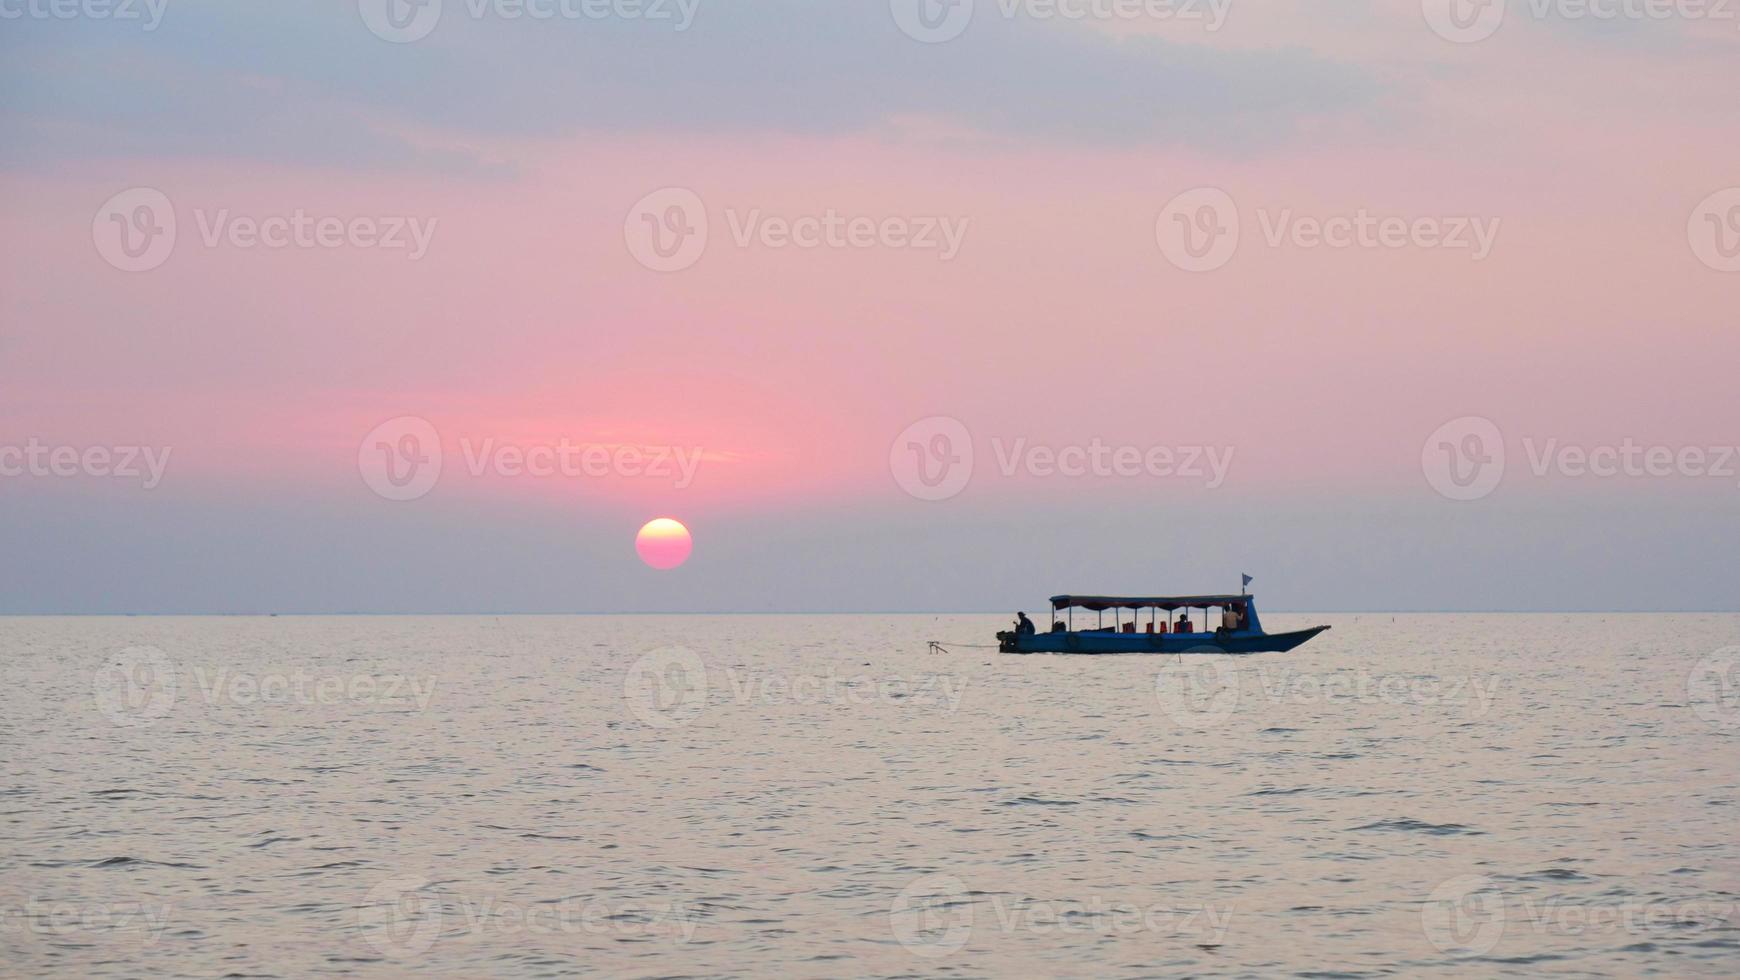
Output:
1014,611,1036,636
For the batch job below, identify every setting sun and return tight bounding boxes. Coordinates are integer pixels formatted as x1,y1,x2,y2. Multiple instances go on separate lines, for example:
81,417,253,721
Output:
634,517,692,570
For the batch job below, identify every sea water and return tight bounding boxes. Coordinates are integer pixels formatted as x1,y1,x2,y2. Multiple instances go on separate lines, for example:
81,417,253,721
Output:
2,613,1737,976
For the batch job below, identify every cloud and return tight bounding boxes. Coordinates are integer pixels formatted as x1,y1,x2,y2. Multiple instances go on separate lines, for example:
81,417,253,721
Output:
0,0,1388,172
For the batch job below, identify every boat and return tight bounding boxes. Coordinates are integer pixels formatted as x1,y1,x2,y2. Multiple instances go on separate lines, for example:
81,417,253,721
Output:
996,593,1329,655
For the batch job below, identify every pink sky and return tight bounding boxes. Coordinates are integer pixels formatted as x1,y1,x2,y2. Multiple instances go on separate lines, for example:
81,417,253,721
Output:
2,2,1737,611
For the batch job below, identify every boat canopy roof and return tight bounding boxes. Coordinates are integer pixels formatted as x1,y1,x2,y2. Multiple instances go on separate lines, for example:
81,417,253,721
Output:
1050,594,1250,612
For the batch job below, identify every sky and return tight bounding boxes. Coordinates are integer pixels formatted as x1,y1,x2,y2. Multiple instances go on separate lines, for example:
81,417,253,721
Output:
1,0,1737,613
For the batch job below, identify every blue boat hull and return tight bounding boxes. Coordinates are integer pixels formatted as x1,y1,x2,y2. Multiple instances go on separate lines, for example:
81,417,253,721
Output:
998,625,1330,656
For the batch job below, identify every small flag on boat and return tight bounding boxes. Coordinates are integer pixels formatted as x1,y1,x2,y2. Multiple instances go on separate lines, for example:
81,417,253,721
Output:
1241,573,1253,590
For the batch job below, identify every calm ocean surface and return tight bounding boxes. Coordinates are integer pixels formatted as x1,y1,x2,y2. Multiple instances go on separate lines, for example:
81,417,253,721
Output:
2,613,1738,977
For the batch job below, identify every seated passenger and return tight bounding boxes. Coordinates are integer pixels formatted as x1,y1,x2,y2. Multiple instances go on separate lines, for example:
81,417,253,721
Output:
1015,611,1036,636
